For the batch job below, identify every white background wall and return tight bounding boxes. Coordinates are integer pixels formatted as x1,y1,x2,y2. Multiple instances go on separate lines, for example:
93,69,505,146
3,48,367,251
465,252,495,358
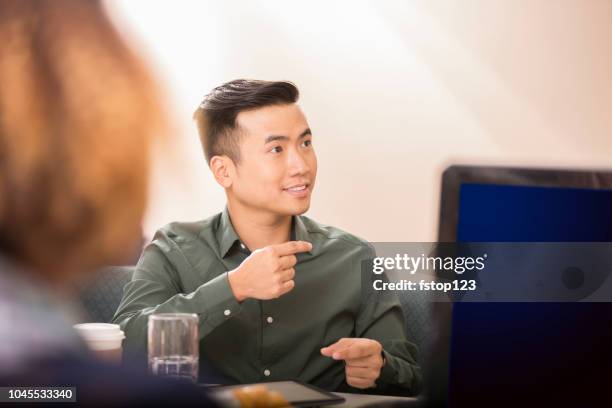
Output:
106,0,612,242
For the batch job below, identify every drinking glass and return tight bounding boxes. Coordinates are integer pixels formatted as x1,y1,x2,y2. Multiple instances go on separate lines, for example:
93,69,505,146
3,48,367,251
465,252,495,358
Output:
148,313,199,383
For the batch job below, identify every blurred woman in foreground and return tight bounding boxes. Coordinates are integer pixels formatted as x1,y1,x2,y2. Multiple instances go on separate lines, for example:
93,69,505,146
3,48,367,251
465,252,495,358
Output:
0,1,214,405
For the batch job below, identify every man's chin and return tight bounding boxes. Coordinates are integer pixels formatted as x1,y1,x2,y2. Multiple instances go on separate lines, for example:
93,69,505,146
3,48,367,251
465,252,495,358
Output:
276,201,311,217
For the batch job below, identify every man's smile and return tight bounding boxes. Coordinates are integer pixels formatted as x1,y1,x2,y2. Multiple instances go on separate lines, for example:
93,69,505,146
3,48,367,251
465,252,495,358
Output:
283,183,311,197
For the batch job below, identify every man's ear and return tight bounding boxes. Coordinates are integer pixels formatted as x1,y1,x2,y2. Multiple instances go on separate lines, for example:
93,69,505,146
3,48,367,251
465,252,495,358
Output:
210,155,235,188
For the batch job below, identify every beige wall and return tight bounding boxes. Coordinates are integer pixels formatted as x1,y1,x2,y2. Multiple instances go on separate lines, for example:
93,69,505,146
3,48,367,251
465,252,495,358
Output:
107,0,612,242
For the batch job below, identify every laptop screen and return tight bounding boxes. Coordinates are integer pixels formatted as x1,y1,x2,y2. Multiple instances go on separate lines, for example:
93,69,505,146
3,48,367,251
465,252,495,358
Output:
458,183,612,242
450,182,612,405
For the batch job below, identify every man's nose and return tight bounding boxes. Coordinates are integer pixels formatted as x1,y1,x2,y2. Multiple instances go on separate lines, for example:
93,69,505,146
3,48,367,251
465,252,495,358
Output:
287,148,309,176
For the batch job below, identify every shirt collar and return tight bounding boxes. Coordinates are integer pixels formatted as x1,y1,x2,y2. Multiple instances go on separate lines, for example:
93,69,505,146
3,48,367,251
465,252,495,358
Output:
217,207,313,258
293,214,311,247
218,207,241,258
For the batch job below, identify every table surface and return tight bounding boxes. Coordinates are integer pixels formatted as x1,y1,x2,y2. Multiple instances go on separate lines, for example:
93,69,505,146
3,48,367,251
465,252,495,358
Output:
333,392,417,408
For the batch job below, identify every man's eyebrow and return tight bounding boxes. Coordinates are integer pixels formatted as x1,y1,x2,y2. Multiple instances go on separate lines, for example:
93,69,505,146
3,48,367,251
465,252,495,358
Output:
264,128,312,144
298,128,312,138
264,135,289,144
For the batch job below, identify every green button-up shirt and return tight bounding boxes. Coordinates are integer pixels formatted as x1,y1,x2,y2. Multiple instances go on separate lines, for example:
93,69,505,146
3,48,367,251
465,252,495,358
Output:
112,209,422,395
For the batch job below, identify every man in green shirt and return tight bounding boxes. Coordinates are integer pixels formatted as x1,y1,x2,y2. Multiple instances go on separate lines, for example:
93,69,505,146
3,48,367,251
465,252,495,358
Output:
112,79,422,395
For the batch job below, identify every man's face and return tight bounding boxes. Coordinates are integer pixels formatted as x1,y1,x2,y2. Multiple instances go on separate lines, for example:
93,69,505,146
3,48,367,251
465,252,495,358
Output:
228,103,317,217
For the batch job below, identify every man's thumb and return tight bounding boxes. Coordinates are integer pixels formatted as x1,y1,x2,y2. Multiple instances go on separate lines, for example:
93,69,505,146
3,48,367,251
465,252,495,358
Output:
320,345,335,357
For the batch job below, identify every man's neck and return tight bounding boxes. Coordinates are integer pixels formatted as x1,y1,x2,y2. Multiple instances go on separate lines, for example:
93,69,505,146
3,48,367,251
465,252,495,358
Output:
226,201,292,251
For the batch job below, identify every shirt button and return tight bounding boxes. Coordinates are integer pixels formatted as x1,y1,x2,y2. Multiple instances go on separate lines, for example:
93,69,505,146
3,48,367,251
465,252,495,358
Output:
266,316,274,324
240,243,246,250
224,309,231,316
263,369,271,377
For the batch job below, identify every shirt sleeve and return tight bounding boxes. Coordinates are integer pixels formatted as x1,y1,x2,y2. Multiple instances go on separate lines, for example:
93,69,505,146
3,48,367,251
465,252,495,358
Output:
111,236,242,356
354,246,423,396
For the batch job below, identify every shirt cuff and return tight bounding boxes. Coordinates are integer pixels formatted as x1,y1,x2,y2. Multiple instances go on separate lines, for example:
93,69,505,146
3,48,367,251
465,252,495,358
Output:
378,349,399,385
195,272,242,328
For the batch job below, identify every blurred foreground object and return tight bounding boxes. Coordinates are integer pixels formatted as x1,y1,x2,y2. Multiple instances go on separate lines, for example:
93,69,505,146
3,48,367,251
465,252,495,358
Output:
233,385,290,408
0,0,165,280
0,1,216,405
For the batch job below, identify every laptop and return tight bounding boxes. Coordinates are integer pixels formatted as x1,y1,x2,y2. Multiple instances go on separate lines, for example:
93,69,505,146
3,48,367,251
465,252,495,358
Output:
427,165,612,407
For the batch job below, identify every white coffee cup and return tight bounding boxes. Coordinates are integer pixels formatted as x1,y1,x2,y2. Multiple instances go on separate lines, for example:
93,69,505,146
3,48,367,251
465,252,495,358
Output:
74,323,125,364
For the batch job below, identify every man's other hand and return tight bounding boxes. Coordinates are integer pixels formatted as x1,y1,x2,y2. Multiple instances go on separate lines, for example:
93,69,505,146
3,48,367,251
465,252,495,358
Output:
321,338,384,389
228,241,312,301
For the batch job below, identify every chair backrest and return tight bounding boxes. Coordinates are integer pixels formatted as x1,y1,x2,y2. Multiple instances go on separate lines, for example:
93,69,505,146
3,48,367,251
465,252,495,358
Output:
396,288,432,362
77,266,135,323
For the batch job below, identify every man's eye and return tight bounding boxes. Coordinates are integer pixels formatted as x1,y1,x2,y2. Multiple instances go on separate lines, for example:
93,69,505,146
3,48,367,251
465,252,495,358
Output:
270,146,283,153
301,140,312,148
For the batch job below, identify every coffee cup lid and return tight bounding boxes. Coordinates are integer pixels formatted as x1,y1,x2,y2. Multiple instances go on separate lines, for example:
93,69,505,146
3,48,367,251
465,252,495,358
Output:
74,323,125,341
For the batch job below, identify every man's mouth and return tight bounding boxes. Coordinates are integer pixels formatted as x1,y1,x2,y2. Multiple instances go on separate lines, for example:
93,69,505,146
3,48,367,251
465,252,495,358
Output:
283,183,310,197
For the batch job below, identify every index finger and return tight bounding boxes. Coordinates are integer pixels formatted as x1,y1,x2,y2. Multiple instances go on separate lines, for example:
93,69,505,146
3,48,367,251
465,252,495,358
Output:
273,241,312,256
333,342,372,361
320,338,352,357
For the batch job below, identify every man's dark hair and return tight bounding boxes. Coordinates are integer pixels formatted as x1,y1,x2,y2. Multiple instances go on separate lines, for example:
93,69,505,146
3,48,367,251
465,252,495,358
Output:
194,79,299,164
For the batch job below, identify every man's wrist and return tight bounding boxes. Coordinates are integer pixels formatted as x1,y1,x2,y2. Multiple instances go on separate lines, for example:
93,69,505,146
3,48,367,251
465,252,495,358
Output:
228,269,247,302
